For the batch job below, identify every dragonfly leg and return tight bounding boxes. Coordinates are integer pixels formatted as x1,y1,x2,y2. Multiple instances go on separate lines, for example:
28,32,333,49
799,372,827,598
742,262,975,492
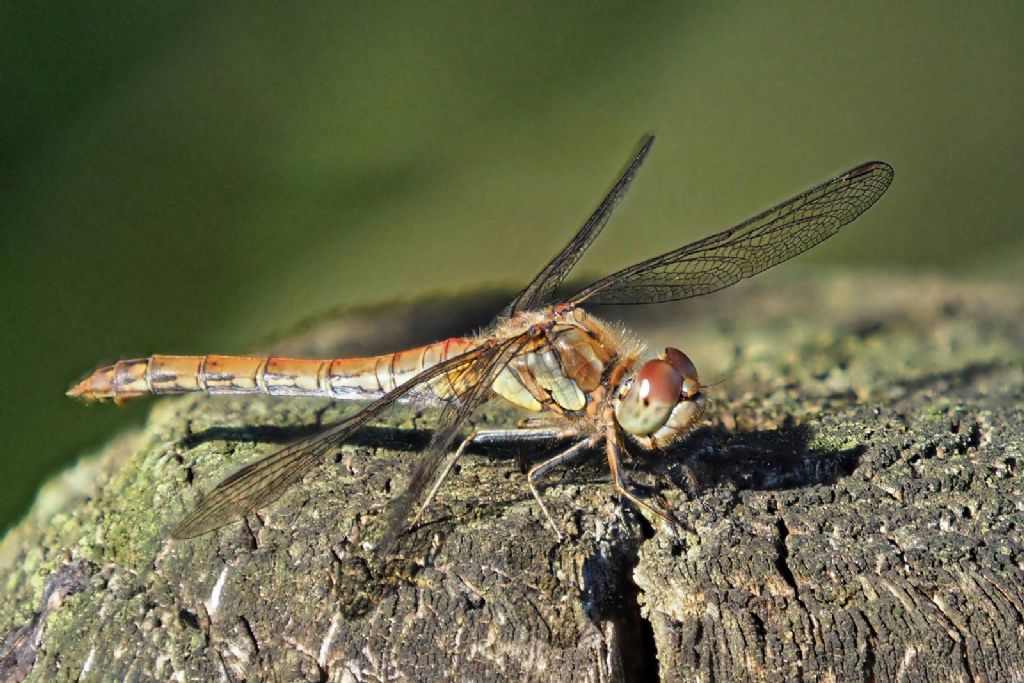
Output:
527,433,604,539
606,433,678,534
409,427,581,531
673,462,718,521
469,426,578,446
471,426,580,474
516,415,566,429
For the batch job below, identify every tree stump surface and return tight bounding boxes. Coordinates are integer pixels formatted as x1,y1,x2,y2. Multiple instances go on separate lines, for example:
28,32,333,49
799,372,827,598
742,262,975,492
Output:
1,273,1021,682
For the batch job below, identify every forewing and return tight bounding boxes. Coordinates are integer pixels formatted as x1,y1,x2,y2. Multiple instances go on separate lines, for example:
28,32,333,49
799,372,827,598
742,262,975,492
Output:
501,135,654,317
171,336,527,539
375,332,532,556
566,161,893,306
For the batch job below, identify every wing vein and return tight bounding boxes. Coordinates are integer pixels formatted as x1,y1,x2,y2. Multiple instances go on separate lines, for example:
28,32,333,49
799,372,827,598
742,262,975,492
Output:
567,161,893,306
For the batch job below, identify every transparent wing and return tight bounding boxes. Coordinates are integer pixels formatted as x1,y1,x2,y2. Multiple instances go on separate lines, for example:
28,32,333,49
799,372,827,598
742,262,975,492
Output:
565,161,893,306
171,334,529,539
375,332,532,555
500,135,655,317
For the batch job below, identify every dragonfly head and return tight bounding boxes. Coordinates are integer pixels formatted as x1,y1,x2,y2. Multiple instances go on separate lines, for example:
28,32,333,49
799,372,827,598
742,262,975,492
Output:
614,348,706,447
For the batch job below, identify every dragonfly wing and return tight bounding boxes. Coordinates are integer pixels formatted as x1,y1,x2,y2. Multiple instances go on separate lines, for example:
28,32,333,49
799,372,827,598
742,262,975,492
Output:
171,428,336,538
376,331,532,555
501,135,655,317
565,161,894,306
171,334,529,539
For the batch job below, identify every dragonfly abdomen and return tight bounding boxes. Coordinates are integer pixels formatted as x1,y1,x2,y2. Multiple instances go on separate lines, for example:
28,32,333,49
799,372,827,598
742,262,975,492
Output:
67,355,322,403
325,338,476,401
67,338,478,404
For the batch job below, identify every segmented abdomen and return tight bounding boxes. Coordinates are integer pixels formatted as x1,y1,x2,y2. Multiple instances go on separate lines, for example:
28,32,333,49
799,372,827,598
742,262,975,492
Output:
67,338,476,404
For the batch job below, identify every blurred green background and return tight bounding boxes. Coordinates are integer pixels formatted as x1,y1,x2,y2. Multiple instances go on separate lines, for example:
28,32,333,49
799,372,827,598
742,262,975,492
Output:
2,2,1022,532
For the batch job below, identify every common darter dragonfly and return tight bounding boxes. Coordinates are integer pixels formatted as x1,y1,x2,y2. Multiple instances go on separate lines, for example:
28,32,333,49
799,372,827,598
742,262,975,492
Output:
69,136,893,552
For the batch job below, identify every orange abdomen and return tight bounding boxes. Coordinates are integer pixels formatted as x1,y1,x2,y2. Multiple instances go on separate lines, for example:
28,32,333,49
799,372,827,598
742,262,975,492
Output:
67,338,476,405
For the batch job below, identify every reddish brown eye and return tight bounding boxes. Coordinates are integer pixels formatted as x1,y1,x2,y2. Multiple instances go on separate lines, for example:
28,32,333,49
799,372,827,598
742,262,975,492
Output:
663,348,700,398
663,348,697,380
636,359,683,405
615,359,682,435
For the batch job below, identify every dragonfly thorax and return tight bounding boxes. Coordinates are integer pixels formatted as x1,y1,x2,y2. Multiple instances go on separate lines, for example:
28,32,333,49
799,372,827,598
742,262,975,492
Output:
491,308,619,414
614,348,707,449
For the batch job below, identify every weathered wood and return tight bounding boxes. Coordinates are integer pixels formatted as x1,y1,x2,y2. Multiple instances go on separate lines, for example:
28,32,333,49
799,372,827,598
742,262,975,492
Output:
1,274,1021,682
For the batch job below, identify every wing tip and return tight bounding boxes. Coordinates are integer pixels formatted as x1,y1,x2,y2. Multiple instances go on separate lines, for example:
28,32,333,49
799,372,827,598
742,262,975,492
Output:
636,133,656,159
170,511,230,540
169,520,205,540
848,160,894,181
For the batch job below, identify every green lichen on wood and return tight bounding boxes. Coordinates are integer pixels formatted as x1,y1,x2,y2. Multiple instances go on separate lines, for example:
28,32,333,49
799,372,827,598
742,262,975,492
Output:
1,274,1022,682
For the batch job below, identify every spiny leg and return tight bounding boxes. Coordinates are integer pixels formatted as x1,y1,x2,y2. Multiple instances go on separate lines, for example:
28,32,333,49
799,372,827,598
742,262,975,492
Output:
469,426,576,446
476,425,576,474
409,427,580,530
515,415,568,429
605,431,679,535
527,433,604,539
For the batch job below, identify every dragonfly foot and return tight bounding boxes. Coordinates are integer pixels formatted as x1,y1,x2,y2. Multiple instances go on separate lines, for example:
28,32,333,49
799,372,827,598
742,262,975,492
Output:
526,434,603,541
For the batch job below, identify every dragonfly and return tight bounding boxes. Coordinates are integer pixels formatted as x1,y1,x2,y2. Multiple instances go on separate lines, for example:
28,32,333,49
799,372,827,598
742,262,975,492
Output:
68,136,893,552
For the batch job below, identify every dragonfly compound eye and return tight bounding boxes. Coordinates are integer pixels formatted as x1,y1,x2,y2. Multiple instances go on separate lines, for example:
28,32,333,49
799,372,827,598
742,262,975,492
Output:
615,359,683,435
662,347,700,399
